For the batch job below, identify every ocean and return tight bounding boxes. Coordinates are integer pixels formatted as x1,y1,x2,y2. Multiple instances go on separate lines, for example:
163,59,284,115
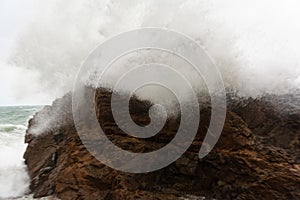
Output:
0,106,42,199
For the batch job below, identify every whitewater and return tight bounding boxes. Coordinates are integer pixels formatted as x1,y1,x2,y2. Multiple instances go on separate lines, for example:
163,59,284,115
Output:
0,106,41,199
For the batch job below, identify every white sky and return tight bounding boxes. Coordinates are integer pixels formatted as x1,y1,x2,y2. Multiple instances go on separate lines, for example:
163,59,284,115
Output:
0,0,38,106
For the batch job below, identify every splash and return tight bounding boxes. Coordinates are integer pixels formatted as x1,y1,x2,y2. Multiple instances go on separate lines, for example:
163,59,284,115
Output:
9,0,300,102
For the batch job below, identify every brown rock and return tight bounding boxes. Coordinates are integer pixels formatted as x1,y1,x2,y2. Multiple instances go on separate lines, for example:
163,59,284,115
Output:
23,88,300,199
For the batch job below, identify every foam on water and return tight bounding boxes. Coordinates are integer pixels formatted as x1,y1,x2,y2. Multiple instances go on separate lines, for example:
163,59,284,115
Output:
0,106,41,199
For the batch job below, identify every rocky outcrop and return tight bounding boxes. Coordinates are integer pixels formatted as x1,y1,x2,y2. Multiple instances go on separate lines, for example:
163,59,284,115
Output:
24,88,300,199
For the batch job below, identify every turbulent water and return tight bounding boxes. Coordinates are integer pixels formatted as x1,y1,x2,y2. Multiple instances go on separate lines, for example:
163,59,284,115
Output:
0,106,41,199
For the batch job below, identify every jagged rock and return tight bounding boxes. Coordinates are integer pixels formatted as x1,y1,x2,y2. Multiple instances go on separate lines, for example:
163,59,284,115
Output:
24,88,300,199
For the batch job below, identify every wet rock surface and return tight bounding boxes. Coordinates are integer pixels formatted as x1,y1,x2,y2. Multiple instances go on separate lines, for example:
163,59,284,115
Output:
24,88,300,199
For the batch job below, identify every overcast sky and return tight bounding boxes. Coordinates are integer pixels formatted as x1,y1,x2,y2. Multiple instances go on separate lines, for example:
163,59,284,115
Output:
0,0,37,106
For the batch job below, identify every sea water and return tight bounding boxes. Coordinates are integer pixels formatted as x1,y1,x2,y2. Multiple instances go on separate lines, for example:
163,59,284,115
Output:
0,106,41,199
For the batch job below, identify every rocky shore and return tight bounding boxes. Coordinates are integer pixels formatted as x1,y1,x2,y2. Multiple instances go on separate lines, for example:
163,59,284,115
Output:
23,88,300,199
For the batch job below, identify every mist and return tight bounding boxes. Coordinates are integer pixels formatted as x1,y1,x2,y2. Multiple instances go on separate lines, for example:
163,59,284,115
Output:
5,0,300,105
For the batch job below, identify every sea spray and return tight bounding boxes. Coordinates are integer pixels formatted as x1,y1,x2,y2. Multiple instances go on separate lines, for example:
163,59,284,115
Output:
8,0,300,102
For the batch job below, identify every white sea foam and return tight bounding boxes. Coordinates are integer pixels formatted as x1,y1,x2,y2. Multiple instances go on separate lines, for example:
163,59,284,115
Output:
0,106,40,199
0,130,29,199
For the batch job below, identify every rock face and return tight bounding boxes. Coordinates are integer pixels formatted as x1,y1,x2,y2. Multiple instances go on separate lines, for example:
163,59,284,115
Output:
24,88,300,200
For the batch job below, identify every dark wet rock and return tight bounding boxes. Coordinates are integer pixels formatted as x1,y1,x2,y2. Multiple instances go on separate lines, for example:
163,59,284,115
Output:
24,88,300,199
